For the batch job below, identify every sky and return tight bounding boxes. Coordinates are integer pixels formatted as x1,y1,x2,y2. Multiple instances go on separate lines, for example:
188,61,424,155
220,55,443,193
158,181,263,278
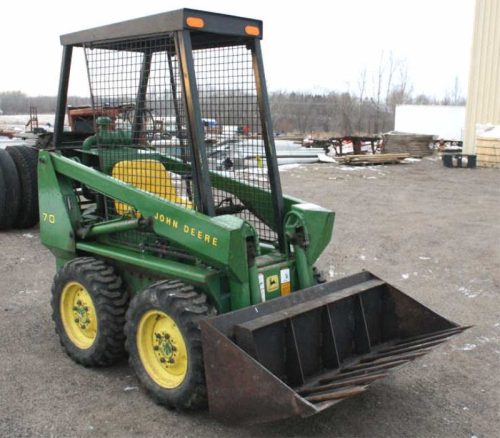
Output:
0,0,475,100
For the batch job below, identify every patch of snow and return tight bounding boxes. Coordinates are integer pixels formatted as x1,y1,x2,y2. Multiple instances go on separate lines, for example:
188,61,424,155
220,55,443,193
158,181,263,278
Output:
476,123,500,139
124,386,138,391
419,256,431,260
456,344,477,351
338,166,364,171
458,286,478,299
279,163,303,172
359,255,366,260
403,158,421,163
317,154,336,163
22,233,34,238
401,274,410,280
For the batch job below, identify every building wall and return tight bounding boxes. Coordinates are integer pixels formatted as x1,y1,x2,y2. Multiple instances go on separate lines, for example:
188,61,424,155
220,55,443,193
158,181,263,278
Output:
463,0,500,155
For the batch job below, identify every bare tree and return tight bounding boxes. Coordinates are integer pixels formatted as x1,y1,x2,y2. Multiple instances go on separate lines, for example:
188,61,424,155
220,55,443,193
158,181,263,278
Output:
372,52,386,133
443,76,466,105
385,52,396,109
357,66,367,132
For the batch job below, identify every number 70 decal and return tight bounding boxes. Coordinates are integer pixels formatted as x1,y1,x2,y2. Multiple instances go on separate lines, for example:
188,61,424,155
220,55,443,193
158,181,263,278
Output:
42,213,56,224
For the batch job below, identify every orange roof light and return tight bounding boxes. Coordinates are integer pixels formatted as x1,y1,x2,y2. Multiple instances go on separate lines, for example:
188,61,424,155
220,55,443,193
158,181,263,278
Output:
186,17,204,28
245,25,260,36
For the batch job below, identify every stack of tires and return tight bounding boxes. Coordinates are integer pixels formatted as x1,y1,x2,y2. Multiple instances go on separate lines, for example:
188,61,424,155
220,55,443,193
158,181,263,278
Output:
0,146,39,230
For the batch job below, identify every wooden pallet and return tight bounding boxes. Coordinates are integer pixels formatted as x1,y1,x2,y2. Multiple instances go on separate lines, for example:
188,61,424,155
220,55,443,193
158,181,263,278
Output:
382,133,434,157
337,153,410,166
477,137,500,168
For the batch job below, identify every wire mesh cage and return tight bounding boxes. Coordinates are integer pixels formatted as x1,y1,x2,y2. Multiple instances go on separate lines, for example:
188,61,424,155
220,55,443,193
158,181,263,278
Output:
193,40,276,243
82,31,277,252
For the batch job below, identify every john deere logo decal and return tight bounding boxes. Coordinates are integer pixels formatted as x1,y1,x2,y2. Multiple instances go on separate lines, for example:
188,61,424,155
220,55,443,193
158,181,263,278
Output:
266,275,279,293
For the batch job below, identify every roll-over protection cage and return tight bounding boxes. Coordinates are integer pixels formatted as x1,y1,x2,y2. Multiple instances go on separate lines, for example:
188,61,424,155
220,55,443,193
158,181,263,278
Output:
53,9,285,251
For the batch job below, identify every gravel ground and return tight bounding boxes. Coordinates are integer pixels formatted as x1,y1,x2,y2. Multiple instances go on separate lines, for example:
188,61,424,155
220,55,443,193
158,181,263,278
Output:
0,157,499,437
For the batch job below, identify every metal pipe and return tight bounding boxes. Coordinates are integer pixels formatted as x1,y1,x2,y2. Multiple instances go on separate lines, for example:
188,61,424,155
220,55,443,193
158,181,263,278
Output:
305,386,367,403
175,31,215,217
248,263,261,305
251,39,285,252
168,50,193,202
299,373,388,395
77,218,141,238
53,46,73,149
76,241,212,285
133,51,152,145
294,245,314,289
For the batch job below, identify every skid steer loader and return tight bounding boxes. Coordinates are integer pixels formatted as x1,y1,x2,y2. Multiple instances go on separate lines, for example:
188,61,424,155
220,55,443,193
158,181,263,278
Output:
39,9,468,424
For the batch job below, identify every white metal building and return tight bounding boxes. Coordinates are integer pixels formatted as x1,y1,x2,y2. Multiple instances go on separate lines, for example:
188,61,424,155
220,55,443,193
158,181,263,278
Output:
463,0,500,155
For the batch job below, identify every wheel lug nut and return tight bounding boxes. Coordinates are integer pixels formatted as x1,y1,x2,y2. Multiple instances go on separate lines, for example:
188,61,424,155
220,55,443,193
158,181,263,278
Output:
165,334,170,339
85,319,90,324
84,306,89,311
77,300,82,305
160,358,166,363
168,358,174,364
74,318,79,323
155,333,161,339
153,346,159,351
72,306,78,311
171,346,176,352
80,324,86,329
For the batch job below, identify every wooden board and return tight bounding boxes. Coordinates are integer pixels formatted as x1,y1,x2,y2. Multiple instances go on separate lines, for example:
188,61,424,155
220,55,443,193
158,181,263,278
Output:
477,161,500,169
337,153,410,166
477,137,500,168
476,147,500,156
477,154,500,163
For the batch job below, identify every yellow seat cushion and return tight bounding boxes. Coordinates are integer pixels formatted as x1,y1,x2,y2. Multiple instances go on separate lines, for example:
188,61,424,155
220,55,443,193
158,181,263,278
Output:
111,160,193,215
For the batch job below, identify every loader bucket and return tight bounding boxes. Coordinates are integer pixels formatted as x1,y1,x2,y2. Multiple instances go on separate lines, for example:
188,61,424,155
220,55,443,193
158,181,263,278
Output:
200,271,469,425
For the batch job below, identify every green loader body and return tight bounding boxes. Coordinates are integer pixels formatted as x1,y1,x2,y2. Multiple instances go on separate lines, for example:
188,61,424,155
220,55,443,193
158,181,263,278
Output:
35,8,467,425
38,147,334,312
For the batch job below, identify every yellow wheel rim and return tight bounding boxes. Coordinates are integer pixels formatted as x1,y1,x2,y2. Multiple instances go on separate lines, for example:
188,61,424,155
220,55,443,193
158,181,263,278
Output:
60,281,98,349
137,310,188,389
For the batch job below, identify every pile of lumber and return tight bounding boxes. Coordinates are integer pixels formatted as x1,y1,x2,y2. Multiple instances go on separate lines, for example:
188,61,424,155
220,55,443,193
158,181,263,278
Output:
337,153,410,166
382,132,434,157
277,134,304,142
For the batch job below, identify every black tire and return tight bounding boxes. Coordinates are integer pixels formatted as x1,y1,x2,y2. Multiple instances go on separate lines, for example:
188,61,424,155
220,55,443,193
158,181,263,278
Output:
6,146,39,229
125,280,215,410
0,148,21,229
51,257,128,367
313,266,327,284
